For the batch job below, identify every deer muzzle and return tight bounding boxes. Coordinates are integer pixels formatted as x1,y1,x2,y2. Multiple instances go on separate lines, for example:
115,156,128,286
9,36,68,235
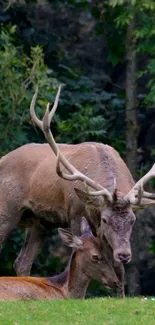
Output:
114,248,132,264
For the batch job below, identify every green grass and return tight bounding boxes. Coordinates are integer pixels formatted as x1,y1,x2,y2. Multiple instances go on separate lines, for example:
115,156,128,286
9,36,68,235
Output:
0,297,155,325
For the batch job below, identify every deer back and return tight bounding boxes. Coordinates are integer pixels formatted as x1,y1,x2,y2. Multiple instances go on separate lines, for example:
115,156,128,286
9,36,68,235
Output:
26,142,135,212
0,277,65,301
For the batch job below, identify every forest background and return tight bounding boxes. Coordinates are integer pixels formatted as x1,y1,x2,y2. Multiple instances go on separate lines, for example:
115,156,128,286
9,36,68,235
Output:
0,0,155,297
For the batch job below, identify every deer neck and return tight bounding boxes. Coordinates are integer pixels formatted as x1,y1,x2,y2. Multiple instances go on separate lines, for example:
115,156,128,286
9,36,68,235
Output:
48,252,90,299
66,251,90,299
49,269,68,287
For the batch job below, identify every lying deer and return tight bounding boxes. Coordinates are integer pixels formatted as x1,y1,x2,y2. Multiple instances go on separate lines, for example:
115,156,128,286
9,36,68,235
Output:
0,86,155,297
0,218,119,301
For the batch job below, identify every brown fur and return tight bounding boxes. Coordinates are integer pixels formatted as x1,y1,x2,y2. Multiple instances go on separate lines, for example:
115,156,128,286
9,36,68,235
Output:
0,277,65,301
0,140,144,298
0,224,120,301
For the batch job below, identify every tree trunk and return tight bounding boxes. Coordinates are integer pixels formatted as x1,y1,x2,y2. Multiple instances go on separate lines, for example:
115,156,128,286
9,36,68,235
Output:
125,19,141,296
126,20,137,179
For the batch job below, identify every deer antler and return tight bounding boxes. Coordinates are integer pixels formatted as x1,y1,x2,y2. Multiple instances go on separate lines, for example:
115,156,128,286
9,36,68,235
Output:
124,164,155,205
30,85,113,203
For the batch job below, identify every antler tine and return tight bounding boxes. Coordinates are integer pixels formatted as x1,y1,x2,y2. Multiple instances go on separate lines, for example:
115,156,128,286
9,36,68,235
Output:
142,191,155,198
43,102,79,174
31,85,113,203
30,87,43,131
80,178,116,201
82,179,113,201
124,163,155,204
48,85,62,123
112,178,117,201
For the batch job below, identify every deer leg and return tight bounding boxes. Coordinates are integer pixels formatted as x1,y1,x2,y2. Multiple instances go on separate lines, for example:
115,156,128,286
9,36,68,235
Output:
113,262,125,298
0,210,22,252
14,225,46,276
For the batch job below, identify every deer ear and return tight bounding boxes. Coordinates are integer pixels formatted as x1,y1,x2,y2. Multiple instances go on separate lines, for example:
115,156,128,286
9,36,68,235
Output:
81,217,93,236
58,228,83,248
74,188,103,208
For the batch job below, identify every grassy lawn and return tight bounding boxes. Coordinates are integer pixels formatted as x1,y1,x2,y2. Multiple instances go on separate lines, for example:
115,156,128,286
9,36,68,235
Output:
0,297,155,325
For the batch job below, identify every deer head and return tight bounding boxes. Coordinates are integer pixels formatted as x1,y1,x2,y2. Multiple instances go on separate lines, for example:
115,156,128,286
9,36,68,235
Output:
30,85,155,264
59,217,120,290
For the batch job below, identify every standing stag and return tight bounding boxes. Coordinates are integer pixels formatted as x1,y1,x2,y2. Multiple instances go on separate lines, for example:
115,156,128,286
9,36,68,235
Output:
0,86,155,297
0,218,120,301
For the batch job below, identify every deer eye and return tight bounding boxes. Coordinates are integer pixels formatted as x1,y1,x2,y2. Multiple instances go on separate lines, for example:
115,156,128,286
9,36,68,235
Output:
92,255,99,262
102,217,108,224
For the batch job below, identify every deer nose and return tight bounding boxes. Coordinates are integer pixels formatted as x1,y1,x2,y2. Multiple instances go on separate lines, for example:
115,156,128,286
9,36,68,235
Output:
118,253,131,264
113,280,120,288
